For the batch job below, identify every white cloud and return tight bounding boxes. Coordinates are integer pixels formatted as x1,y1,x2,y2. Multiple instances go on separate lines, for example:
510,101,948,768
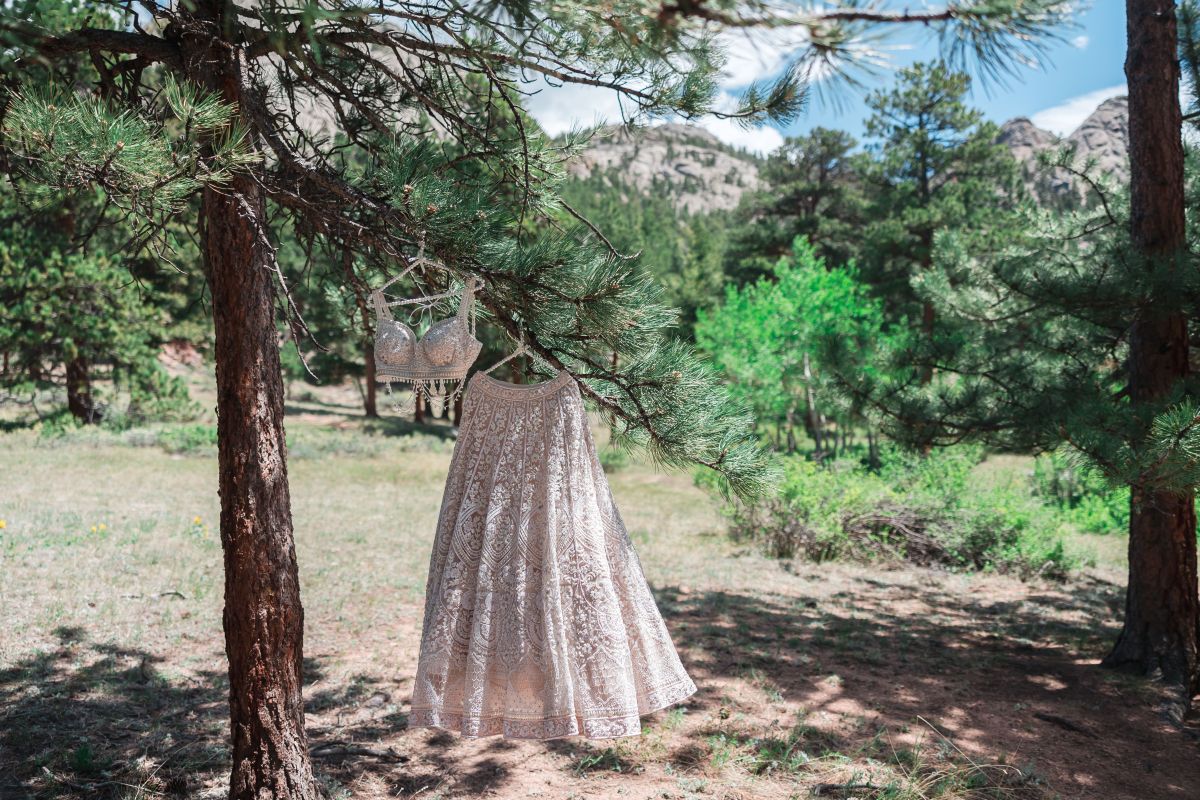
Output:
521,28,795,151
522,79,787,155
522,82,629,137
699,115,786,155
717,28,794,88
693,91,785,155
1071,34,1090,49
1030,84,1127,136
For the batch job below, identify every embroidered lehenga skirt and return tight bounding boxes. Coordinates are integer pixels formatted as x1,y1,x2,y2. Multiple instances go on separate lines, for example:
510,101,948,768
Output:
409,370,696,739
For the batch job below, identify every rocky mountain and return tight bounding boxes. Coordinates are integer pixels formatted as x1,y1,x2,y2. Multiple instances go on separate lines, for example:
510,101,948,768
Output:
567,96,1129,214
1068,96,1130,177
997,95,1129,196
995,117,1060,166
565,124,763,214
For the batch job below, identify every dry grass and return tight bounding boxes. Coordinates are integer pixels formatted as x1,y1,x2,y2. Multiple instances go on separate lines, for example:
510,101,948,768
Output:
1,372,1195,800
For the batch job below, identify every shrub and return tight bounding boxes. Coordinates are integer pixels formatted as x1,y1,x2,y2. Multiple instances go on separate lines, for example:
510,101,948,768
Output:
1031,450,1129,535
713,447,1081,578
598,446,630,473
157,424,218,454
286,429,384,459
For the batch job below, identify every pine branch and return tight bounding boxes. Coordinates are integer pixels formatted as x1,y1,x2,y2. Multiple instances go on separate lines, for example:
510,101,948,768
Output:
5,23,180,68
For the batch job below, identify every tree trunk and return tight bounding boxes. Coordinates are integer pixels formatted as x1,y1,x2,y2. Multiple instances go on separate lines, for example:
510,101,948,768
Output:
1108,484,1199,707
1103,0,1200,711
801,353,822,455
363,348,379,418
453,390,464,427
866,428,881,471
183,4,320,798
65,355,99,423
204,182,319,800
414,392,425,425
919,300,935,385
341,247,378,418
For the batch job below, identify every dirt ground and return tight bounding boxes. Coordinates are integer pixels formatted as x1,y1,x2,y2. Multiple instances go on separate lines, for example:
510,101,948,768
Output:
298,568,1200,800
2,375,1198,800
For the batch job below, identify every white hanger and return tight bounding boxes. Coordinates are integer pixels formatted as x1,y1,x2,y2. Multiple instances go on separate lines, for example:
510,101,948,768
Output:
484,326,528,375
371,236,479,320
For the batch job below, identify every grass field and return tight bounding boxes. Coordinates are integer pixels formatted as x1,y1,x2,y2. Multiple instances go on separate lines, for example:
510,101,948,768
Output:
2,369,1198,800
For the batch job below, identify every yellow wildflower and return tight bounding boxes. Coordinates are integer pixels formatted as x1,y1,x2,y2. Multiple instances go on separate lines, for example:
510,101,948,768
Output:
193,516,202,525
98,523,107,531
90,525,98,533
0,520,6,529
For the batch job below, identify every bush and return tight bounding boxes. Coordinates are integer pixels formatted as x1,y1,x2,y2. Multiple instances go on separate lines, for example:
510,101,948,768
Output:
157,424,218,454
1031,450,1129,535
598,446,630,473
286,428,384,459
713,447,1081,578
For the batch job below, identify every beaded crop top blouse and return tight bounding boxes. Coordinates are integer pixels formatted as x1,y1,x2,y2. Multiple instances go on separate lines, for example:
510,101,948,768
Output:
372,278,482,402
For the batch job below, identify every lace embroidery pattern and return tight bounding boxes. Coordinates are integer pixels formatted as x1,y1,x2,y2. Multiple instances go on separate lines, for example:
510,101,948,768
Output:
409,371,697,740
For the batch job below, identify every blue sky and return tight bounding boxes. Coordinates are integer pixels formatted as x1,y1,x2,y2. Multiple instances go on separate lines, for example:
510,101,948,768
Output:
526,4,1128,153
787,3,1127,141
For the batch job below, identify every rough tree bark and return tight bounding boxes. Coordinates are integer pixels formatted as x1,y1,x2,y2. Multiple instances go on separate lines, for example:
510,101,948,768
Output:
181,2,320,797
1103,0,1200,712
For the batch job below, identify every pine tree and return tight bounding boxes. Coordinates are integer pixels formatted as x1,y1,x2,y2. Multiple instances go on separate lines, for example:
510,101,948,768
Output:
859,61,1026,325
559,171,729,338
820,1,1200,714
0,0,1075,795
0,191,195,424
1105,0,1197,711
724,127,865,284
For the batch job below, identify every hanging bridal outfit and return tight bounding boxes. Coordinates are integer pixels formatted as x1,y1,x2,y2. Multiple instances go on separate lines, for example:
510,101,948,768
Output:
409,337,696,739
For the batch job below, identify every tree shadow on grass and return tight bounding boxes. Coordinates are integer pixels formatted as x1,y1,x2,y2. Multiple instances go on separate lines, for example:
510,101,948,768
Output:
285,574,1158,799
12,574,1188,800
0,628,436,799
362,415,459,442
0,626,229,799
654,576,1200,800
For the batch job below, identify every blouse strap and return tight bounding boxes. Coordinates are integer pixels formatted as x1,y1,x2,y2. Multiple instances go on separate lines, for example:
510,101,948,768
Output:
370,288,393,321
457,276,476,325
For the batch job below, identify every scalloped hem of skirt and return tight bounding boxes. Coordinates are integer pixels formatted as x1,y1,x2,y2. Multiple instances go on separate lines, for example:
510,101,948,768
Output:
407,675,697,740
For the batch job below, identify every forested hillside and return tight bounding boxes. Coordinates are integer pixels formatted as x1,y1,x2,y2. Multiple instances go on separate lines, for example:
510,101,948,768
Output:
0,74,1130,424
558,84,1129,340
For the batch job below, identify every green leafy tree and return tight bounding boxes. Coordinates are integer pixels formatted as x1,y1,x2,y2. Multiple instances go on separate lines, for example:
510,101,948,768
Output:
698,238,889,460
1,0,1073,794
